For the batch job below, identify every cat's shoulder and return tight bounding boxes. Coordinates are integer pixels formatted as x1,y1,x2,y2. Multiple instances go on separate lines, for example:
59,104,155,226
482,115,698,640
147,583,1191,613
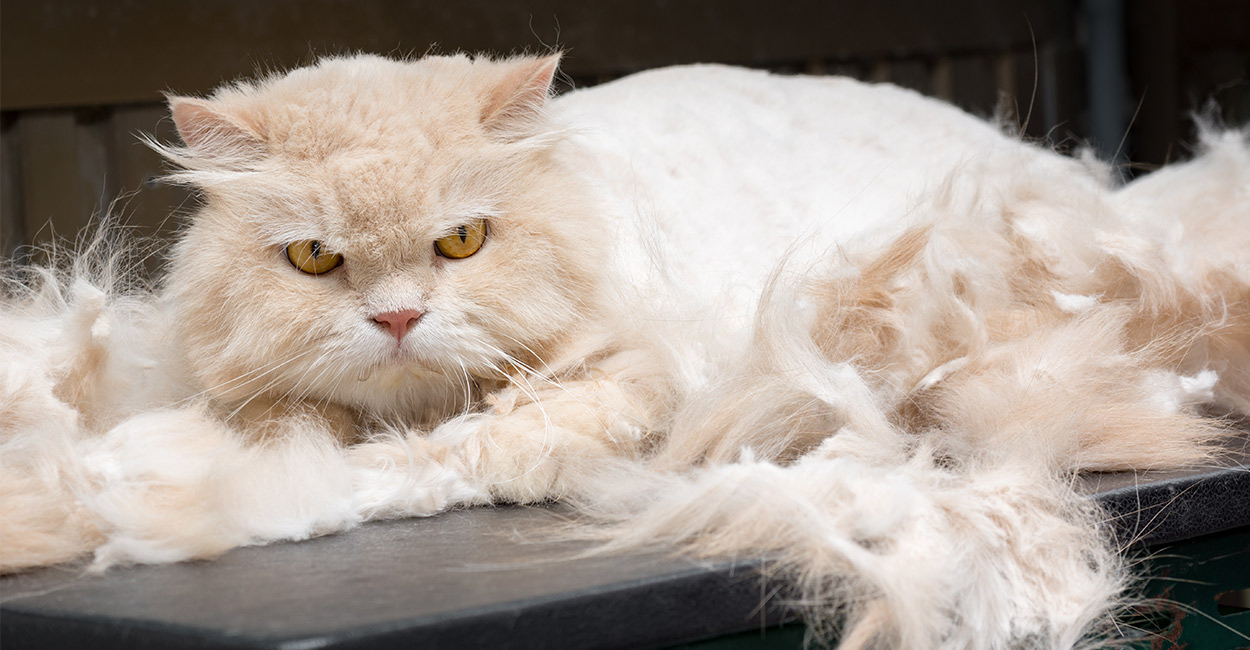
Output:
558,63,928,106
552,63,997,140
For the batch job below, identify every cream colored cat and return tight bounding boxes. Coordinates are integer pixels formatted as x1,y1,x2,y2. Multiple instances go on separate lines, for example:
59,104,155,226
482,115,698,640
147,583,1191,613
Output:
2,54,1247,648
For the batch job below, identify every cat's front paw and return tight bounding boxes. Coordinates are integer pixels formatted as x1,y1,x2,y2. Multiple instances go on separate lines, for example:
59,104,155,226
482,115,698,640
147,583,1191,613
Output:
348,433,487,520
430,410,618,504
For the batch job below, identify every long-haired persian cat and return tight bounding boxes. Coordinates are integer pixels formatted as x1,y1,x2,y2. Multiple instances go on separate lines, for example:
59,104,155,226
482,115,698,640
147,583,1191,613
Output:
3,54,1248,648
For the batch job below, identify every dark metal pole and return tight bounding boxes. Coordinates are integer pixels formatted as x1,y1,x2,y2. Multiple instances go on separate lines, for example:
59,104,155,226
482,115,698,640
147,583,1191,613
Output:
1085,0,1130,167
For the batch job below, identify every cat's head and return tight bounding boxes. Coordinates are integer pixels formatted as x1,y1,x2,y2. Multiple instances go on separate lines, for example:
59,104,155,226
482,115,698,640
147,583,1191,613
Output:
158,54,606,420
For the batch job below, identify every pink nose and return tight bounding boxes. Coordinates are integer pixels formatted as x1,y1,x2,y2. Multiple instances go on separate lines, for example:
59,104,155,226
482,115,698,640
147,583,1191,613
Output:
371,309,423,342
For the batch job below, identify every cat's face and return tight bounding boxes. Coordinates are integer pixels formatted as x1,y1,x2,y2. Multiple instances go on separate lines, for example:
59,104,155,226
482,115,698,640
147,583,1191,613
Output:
161,55,605,420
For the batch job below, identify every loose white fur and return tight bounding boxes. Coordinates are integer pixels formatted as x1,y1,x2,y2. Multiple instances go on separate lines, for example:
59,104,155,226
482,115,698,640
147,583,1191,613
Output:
2,55,1248,648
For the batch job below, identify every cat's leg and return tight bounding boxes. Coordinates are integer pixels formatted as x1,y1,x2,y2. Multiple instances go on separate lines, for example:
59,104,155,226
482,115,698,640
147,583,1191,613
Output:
68,406,359,570
439,370,656,503
349,355,663,515
0,362,104,573
348,428,486,519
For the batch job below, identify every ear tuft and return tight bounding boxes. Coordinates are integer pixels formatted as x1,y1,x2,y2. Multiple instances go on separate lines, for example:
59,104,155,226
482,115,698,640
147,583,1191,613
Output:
480,54,562,133
169,96,264,158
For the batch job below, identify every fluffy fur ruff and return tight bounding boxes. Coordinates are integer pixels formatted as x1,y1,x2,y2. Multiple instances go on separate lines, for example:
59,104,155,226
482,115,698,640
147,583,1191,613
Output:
566,128,1249,648
2,57,1248,649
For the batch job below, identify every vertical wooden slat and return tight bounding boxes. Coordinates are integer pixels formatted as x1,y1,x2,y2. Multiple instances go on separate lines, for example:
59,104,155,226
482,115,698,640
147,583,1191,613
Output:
949,55,998,116
826,61,866,80
75,107,119,232
870,60,892,83
1013,48,1050,140
994,51,1016,108
889,59,931,95
1049,44,1088,150
18,111,83,258
931,57,953,101
15,108,125,263
1,113,24,261
110,103,195,275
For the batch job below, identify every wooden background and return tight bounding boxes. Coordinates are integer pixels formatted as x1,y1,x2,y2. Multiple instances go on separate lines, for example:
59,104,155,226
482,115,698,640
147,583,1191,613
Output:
2,0,1247,275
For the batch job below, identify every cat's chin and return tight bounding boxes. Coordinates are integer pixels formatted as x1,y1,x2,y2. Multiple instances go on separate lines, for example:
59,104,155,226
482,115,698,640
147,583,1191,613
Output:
319,361,477,424
353,357,450,382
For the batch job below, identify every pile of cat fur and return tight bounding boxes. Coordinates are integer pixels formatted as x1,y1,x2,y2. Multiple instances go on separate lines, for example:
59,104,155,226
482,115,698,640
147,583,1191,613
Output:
2,54,1248,648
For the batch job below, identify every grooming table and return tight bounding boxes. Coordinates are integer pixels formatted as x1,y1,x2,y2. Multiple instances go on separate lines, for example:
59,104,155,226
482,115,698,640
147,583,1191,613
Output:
3,442,1248,649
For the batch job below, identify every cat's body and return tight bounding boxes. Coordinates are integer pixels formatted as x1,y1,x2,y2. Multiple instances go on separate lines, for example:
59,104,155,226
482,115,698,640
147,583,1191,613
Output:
556,64,1014,299
165,58,1020,437
3,54,1248,648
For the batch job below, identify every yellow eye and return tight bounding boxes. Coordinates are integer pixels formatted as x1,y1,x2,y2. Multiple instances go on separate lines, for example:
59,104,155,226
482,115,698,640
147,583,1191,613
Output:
434,219,488,259
285,240,343,275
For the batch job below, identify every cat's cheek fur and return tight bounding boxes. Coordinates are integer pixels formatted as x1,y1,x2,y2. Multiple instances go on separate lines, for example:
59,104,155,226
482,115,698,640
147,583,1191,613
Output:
165,211,370,417
461,180,611,344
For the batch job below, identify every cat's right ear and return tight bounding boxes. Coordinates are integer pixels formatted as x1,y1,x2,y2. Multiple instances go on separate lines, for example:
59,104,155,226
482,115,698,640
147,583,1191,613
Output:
168,96,264,159
480,54,562,136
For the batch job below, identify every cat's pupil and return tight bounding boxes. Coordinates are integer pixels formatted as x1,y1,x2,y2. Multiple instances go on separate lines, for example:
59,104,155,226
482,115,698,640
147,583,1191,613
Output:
311,241,322,258
457,226,467,243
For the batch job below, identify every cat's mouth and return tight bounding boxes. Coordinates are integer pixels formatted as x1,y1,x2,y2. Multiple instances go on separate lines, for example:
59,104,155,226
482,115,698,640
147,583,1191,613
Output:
353,359,449,386
358,346,456,378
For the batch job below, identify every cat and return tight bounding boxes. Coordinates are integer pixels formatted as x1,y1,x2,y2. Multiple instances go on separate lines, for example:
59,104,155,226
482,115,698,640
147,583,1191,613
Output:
2,53,1248,648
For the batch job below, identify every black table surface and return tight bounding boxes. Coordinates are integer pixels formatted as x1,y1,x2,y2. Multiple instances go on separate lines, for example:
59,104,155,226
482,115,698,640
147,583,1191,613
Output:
3,438,1248,650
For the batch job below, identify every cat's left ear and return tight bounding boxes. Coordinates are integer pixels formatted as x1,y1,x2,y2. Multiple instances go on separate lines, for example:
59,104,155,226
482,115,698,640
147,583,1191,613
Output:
480,54,562,134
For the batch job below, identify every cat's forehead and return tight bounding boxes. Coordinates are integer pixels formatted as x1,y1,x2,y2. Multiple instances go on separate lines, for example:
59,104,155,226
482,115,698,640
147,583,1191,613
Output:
245,58,510,227
256,56,489,158
324,134,511,226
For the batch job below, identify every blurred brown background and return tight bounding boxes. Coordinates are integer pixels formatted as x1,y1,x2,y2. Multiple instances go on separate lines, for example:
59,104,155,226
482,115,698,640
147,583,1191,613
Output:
2,0,1247,275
